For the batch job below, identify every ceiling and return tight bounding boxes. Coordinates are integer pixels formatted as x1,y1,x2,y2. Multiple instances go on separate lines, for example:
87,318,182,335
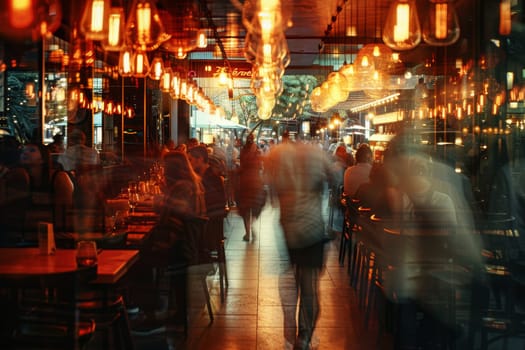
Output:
4,0,522,118
201,0,481,71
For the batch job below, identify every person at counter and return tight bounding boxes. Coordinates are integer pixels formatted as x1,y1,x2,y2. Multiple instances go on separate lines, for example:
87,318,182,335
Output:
343,143,373,198
187,145,227,254
136,151,207,335
57,130,100,172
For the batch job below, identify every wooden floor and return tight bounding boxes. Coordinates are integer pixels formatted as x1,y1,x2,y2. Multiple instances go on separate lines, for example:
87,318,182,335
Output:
122,194,394,350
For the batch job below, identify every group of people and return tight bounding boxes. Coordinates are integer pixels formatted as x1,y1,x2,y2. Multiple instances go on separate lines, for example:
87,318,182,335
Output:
331,133,484,348
143,133,336,350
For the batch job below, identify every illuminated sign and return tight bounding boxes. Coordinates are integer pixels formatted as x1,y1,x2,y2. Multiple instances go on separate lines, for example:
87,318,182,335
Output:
192,60,252,79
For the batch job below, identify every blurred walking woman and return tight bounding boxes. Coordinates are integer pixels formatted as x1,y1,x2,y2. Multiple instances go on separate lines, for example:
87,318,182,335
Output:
237,133,265,241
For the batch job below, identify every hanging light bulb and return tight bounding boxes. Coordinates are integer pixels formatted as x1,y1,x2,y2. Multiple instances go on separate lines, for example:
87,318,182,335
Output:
126,0,167,51
0,0,62,41
80,0,110,40
422,0,460,46
133,51,150,78
361,55,370,67
160,67,172,92
148,56,164,80
218,67,230,86
373,45,381,57
118,47,134,77
102,7,125,51
499,0,512,35
197,29,207,48
383,0,421,50
176,47,187,59
170,72,181,99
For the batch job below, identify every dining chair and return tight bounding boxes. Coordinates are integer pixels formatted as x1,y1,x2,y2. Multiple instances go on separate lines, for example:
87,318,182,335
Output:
374,218,464,350
465,214,524,350
203,216,229,303
0,266,98,349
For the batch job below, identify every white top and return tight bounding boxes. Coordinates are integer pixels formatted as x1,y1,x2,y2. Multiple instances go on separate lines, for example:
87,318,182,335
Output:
58,144,100,171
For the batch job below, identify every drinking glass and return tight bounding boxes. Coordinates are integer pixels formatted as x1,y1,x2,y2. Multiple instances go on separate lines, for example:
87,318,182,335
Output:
128,189,139,214
76,240,98,268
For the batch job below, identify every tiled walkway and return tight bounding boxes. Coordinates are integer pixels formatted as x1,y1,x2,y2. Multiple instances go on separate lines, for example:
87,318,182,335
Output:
132,195,393,350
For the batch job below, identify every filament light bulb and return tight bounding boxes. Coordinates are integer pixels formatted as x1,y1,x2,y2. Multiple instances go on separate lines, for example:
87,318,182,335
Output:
383,0,421,50
422,0,460,46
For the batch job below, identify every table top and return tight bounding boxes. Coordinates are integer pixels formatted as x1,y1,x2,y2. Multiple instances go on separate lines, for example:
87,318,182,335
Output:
55,222,155,247
0,248,140,285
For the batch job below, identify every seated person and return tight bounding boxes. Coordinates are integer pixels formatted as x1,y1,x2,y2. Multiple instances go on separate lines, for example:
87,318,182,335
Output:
58,130,100,172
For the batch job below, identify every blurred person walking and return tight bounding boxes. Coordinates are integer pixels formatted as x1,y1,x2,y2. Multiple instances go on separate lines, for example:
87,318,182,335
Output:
237,133,265,241
266,140,333,350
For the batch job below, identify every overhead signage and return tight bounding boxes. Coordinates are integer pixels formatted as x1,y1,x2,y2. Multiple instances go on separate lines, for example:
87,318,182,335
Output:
372,111,404,125
191,60,252,79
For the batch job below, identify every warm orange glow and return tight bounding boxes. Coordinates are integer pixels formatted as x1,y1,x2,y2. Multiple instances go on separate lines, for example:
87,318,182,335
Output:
479,94,485,106
180,80,188,100
435,3,447,39
499,0,511,35
197,30,207,48
373,45,380,57
160,70,171,92
171,75,181,99
218,68,229,86
134,52,149,76
176,47,187,59
149,57,164,80
119,50,133,76
137,2,152,43
107,12,122,47
361,55,369,67
90,0,105,32
9,0,34,29
492,103,498,115
394,3,410,42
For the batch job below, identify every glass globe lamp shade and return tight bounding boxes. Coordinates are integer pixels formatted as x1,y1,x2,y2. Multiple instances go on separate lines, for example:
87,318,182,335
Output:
102,7,125,51
118,48,134,77
125,0,167,51
422,0,460,46
80,0,110,40
148,56,164,80
132,51,150,78
382,0,421,51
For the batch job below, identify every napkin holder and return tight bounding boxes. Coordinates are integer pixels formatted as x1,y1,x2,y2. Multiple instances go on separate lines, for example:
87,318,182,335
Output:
38,221,56,255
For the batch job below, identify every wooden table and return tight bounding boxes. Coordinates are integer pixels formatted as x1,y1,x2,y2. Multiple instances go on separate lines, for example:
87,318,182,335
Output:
0,248,140,285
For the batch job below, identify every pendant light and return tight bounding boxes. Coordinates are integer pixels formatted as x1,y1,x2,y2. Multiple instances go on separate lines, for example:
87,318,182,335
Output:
382,0,421,51
102,7,125,51
160,68,172,92
132,51,150,78
148,56,164,80
118,47,134,77
422,0,460,46
80,0,110,40
125,0,167,51
499,0,512,35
